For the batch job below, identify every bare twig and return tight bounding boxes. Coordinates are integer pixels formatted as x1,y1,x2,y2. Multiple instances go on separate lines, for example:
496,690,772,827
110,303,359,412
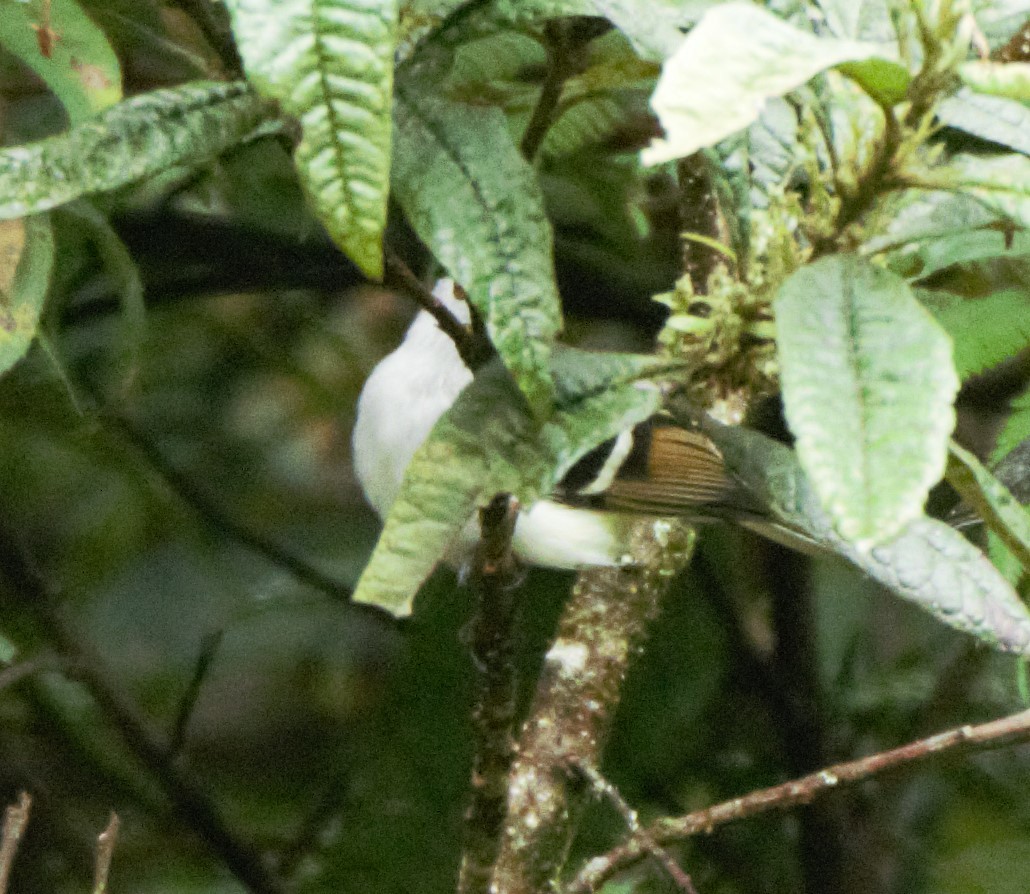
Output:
92,813,120,894
566,707,1030,894
169,630,225,758
0,792,31,894
491,520,696,894
458,495,523,894
573,762,697,894
382,251,493,370
0,530,284,894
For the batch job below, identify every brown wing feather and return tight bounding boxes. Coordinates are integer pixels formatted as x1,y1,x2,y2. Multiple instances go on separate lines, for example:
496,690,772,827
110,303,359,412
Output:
602,426,757,515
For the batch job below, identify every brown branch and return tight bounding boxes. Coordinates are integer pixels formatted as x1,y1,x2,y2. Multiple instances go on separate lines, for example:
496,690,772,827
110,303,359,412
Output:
677,152,724,290
0,531,284,894
0,792,31,894
458,495,523,894
382,251,493,370
566,706,1030,894
491,521,696,893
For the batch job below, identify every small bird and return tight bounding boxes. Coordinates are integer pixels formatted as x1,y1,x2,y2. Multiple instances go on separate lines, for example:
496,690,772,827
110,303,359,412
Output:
352,280,821,569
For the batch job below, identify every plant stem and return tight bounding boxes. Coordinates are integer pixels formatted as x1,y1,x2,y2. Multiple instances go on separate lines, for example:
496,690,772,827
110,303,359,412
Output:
491,520,696,894
566,706,1030,893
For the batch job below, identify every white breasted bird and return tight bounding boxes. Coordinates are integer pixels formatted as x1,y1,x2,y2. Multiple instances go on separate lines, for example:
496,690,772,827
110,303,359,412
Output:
352,280,813,570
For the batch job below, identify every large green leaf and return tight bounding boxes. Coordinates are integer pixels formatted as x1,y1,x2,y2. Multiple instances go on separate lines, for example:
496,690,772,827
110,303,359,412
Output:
958,61,1030,102
910,153,1030,229
224,0,398,279
702,420,1030,654
0,81,274,220
775,255,959,545
920,290,1030,381
0,0,122,123
936,89,1030,157
0,215,55,378
392,88,562,415
352,349,670,616
641,2,909,165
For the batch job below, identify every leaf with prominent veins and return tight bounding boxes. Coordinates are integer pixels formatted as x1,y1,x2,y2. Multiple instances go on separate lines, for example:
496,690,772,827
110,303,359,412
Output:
225,0,398,278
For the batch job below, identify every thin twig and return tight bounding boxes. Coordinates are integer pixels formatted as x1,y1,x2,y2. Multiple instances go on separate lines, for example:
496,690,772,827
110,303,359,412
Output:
566,706,1030,894
102,412,353,603
169,630,225,758
0,792,31,894
573,762,697,894
0,530,284,894
458,494,523,894
92,813,120,894
382,251,492,370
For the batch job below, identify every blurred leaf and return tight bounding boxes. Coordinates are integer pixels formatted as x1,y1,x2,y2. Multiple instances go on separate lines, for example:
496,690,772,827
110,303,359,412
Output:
958,61,1030,101
589,0,716,61
0,630,14,663
704,420,1030,654
0,215,54,378
920,290,1030,380
947,440,1030,572
392,88,561,415
641,2,908,165
225,0,399,279
912,153,1030,229
996,390,1030,465
936,89,1030,156
0,0,122,123
775,254,959,545
352,349,669,616
0,81,275,219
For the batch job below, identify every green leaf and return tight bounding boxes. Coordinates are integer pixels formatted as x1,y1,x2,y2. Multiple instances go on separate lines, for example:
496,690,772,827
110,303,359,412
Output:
0,215,55,377
589,0,716,61
920,290,1030,380
0,0,122,123
936,89,1030,157
224,0,398,279
702,420,1030,654
0,81,275,220
352,348,668,616
996,390,1030,464
775,255,959,545
958,61,1030,102
912,153,1030,229
0,631,15,664
947,440,1030,572
641,2,909,165
392,88,561,415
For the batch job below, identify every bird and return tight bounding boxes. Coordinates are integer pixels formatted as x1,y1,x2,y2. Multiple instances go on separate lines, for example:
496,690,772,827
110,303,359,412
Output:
351,279,824,570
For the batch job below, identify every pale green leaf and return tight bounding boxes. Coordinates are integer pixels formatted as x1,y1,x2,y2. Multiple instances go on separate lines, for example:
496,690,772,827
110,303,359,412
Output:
937,89,1030,157
352,349,668,616
947,440,1030,572
0,81,275,220
642,2,909,165
225,0,398,279
921,290,1030,380
392,88,561,415
0,631,15,664
0,0,122,123
913,153,1030,229
702,420,1030,654
589,0,717,61
0,215,55,377
775,255,959,545
959,61,1030,102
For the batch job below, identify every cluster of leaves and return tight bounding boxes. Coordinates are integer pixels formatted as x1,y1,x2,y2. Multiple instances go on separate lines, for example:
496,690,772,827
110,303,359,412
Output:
1,0,1030,892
